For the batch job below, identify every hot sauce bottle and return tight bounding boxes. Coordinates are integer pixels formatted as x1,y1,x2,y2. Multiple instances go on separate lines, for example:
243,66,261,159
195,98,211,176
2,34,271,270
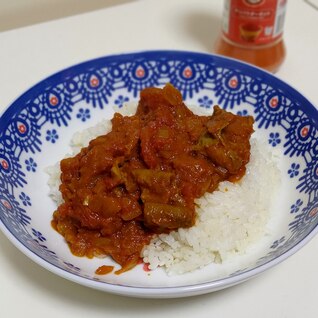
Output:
214,0,287,72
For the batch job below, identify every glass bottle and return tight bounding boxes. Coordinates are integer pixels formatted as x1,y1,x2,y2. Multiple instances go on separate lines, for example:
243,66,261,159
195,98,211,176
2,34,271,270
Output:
214,0,287,72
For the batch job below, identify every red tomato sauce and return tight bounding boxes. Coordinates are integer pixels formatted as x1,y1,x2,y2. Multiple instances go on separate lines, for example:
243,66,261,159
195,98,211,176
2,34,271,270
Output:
52,84,254,273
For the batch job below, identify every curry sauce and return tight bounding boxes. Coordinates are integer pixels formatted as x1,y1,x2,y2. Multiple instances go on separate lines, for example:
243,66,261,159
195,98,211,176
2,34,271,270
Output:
52,84,254,273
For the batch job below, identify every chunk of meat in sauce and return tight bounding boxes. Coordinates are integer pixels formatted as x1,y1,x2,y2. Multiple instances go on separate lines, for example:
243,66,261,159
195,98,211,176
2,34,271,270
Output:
52,84,254,273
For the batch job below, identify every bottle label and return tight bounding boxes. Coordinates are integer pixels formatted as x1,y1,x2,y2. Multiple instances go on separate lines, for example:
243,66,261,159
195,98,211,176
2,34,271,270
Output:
222,0,287,46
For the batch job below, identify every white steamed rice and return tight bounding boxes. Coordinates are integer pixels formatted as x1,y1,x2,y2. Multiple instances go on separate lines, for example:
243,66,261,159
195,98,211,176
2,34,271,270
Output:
47,102,280,275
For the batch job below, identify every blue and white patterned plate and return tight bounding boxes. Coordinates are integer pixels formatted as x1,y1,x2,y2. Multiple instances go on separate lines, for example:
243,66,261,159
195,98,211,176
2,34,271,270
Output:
0,51,317,298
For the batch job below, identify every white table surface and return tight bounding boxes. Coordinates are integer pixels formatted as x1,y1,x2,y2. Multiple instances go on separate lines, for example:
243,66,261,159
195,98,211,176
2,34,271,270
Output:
0,0,317,317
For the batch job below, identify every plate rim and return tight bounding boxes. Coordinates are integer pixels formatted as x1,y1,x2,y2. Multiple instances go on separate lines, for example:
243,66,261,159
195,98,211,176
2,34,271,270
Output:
0,49,317,298
1,50,317,130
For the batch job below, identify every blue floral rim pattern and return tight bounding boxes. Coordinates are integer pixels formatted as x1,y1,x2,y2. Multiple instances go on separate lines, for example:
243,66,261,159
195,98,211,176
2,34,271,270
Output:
0,50,317,292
